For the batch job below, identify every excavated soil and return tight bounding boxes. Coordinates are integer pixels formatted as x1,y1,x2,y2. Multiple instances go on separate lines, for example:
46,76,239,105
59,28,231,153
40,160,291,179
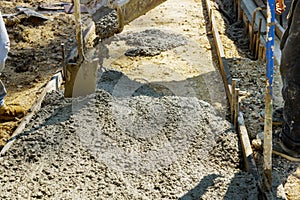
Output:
0,0,299,199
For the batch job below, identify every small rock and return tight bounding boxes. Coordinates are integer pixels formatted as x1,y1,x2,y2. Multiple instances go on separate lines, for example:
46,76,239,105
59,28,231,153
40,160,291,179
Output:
252,139,262,150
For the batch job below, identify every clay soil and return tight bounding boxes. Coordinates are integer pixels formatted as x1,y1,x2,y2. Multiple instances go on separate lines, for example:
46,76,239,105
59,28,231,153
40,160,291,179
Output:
0,0,299,199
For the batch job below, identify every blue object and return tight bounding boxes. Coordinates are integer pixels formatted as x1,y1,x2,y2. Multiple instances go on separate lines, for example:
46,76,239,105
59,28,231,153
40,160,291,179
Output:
266,0,275,95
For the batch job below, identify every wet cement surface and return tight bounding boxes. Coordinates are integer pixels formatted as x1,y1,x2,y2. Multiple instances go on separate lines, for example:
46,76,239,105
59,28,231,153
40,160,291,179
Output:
0,88,258,199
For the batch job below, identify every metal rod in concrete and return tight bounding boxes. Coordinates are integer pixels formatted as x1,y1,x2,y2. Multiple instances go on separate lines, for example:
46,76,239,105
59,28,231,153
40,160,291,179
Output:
255,18,263,59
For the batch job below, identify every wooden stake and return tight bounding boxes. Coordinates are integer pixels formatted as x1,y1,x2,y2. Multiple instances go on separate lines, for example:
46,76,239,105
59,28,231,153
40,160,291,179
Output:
231,79,238,123
237,0,242,21
234,88,240,129
61,43,66,79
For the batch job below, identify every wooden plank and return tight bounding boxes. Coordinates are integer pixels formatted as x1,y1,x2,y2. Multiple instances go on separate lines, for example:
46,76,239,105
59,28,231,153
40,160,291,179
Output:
238,112,260,181
231,79,238,123
205,3,263,194
254,18,262,59
205,0,232,106
234,88,240,128
237,0,242,21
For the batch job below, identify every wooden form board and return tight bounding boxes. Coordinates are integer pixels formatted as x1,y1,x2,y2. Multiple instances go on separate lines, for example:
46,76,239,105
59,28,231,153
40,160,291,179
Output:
238,112,262,186
205,0,260,188
205,1,287,198
205,0,232,106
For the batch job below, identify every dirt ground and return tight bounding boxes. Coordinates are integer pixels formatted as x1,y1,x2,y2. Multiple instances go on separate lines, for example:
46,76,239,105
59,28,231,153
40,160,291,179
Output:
0,0,299,199
0,0,77,146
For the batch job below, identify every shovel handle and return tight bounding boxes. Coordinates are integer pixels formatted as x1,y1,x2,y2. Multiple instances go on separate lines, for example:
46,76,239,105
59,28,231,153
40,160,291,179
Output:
74,0,84,63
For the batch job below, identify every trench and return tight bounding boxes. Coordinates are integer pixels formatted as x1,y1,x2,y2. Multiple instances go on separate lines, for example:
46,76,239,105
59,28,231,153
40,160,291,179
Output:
0,0,298,199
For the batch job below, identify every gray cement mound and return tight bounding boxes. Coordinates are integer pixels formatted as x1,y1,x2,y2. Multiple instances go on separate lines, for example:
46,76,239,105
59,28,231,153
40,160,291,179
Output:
0,88,258,199
93,8,120,39
116,29,186,56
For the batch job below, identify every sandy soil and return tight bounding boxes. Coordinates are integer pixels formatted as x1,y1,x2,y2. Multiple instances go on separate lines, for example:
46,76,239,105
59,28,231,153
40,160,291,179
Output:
0,0,299,199
0,0,76,146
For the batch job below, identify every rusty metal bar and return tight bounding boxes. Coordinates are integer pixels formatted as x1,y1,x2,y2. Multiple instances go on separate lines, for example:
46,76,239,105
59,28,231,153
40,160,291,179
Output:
250,7,263,52
255,18,262,59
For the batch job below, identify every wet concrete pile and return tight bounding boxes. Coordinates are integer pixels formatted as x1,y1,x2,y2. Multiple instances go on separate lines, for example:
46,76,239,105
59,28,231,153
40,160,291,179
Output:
0,87,258,199
93,8,120,39
117,29,186,56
